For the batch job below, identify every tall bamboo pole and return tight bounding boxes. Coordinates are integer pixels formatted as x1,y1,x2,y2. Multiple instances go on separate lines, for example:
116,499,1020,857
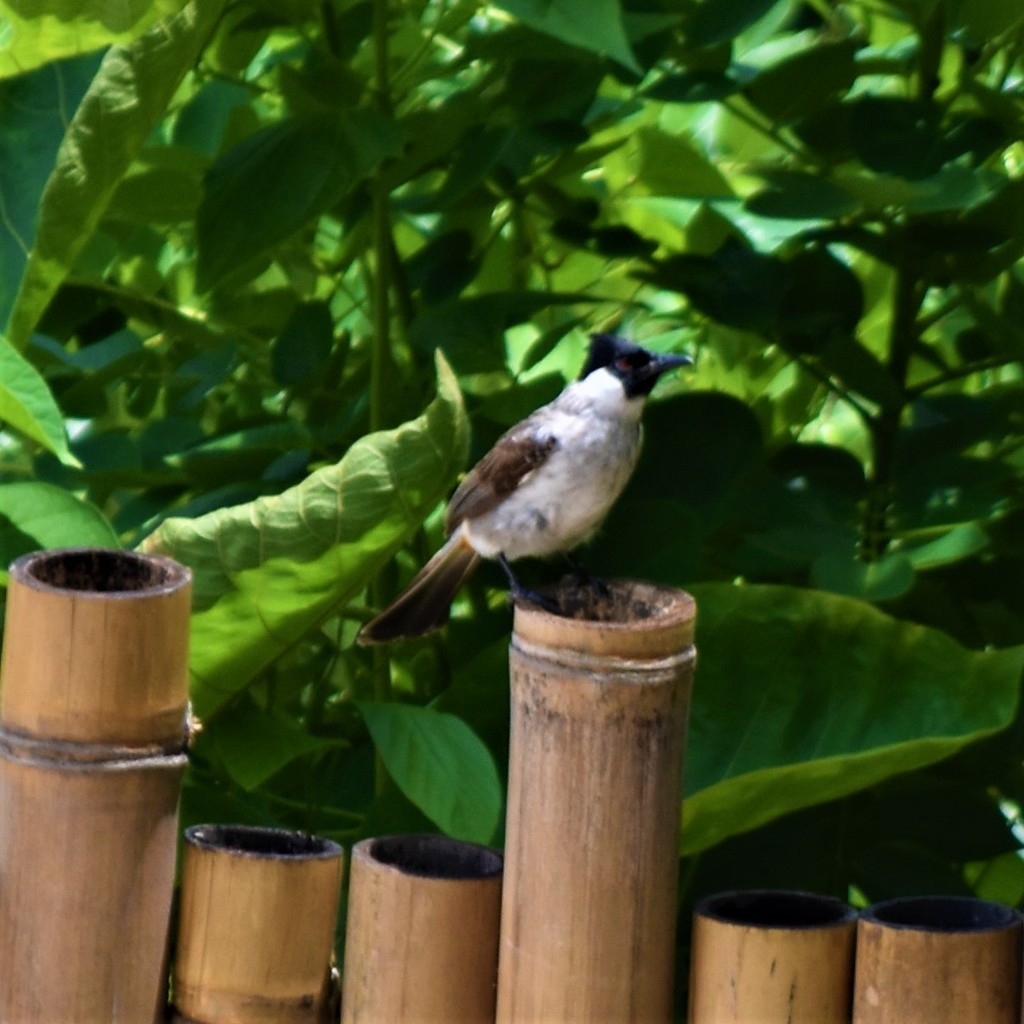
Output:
0,547,191,1024
853,895,1022,1024
341,834,504,1024
688,890,857,1023
496,580,696,1024
173,824,345,1024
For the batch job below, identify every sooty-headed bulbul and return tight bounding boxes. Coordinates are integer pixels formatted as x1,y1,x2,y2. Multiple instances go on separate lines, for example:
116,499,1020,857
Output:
357,334,692,643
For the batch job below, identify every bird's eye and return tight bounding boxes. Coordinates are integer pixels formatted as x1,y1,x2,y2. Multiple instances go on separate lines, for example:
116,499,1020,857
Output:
615,356,633,371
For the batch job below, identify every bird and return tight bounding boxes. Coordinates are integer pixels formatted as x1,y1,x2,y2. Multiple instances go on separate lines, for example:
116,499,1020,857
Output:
357,333,692,643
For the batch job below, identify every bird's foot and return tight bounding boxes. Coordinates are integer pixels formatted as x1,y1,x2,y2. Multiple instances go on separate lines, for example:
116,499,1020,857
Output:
509,582,561,614
563,553,611,598
498,553,561,615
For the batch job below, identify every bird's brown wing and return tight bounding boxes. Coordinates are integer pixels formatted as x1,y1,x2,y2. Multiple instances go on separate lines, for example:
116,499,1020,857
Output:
445,427,559,534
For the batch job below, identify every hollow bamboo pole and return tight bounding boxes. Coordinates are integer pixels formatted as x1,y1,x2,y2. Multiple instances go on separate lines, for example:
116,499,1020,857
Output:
853,895,1022,1024
172,824,345,1024
688,890,858,1023
496,579,696,1024
0,547,191,1024
341,834,504,1024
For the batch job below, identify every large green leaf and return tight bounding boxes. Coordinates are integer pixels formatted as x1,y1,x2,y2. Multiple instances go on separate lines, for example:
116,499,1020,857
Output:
5,0,226,349
140,352,469,719
0,55,99,327
359,701,503,844
0,0,189,78
0,335,75,464
681,583,1024,854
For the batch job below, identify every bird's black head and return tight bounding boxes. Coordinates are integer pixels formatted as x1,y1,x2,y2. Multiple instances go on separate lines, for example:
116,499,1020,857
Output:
580,333,693,398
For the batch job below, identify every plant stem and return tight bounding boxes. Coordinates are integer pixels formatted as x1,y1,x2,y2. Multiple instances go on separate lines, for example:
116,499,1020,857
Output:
369,0,395,795
863,248,923,559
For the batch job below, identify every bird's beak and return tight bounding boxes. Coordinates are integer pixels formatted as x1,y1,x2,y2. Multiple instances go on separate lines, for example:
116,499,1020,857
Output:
641,352,694,382
654,353,694,372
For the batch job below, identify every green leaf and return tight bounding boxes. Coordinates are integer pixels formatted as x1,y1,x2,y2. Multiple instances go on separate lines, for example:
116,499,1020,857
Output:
0,1,189,78
270,301,336,388
779,247,864,355
139,351,469,719
632,128,733,198
493,0,642,75
0,55,99,328
195,110,403,291
358,701,503,844
903,523,989,570
0,482,117,556
5,0,227,349
745,38,858,125
682,0,779,48
0,335,76,464
213,702,341,791
811,551,916,600
745,171,860,220
681,583,1024,854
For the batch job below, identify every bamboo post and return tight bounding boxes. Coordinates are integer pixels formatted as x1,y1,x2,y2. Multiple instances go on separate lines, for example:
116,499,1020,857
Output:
172,824,345,1024
341,833,504,1024
0,547,192,1024
853,895,1022,1024
496,579,696,1024
688,890,858,1023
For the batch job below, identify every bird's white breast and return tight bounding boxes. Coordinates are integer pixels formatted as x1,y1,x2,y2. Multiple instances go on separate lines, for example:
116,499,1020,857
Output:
463,371,645,560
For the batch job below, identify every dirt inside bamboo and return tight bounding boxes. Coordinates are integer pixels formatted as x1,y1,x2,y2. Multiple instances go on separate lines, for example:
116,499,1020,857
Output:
15,547,185,593
519,576,683,623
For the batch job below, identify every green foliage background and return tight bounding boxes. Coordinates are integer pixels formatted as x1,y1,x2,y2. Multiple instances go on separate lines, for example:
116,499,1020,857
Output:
2,0,1024,997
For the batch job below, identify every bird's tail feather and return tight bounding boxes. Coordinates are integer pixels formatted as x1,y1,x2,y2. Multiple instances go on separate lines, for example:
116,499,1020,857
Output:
357,534,481,644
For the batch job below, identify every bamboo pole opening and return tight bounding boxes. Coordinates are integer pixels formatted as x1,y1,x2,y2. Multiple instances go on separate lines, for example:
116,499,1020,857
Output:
853,895,1022,1024
173,824,345,1024
688,890,858,1024
341,834,504,1024
497,579,696,1024
1,547,192,745
0,546,192,1024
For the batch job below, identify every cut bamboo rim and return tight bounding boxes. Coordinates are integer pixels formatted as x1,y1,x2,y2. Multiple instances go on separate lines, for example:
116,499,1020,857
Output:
497,579,696,1024
0,547,192,1024
1,547,191,745
688,890,858,1023
173,824,345,1024
341,834,504,1024
853,895,1022,1024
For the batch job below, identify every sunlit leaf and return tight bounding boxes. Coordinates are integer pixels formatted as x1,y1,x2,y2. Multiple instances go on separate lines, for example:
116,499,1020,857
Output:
0,0,189,78
0,335,75,464
5,0,227,348
139,352,469,719
0,482,117,568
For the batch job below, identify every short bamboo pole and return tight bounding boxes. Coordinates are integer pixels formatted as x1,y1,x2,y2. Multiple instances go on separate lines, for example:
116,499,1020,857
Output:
853,895,1022,1024
341,834,504,1024
172,824,345,1024
0,547,191,1024
496,579,696,1024
688,890,858,1023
